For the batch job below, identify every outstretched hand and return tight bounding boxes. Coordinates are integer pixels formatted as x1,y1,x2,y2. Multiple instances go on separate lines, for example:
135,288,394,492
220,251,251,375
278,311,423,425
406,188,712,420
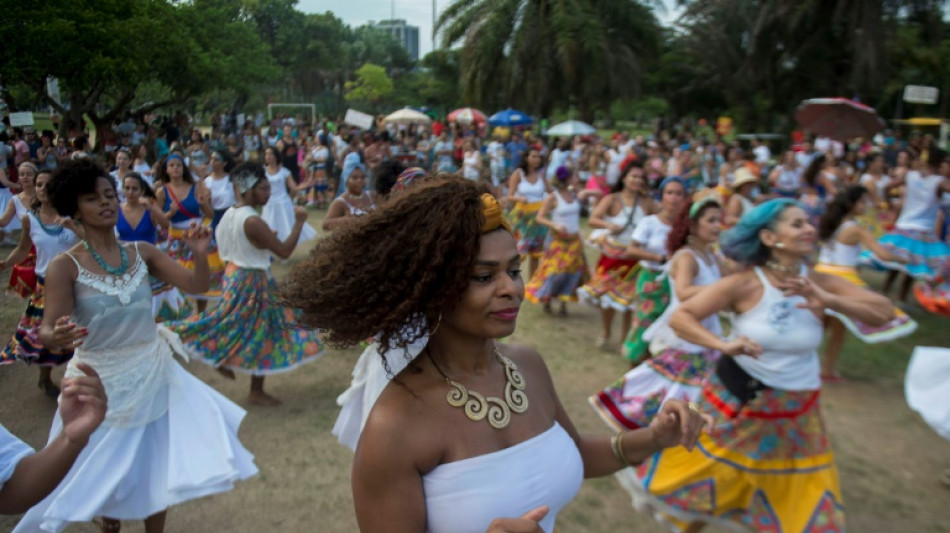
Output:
59,363,107,445
648,399,713,451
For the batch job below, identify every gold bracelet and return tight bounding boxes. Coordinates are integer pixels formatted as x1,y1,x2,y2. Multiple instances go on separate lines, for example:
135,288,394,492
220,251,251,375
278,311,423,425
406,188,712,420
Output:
611,432,634,468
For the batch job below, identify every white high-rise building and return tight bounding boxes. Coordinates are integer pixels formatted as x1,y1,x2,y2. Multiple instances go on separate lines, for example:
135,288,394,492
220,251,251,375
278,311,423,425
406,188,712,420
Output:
372,19,420,61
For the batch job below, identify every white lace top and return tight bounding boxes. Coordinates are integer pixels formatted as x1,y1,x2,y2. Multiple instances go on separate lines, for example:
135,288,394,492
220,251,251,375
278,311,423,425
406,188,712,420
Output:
62,243,189,427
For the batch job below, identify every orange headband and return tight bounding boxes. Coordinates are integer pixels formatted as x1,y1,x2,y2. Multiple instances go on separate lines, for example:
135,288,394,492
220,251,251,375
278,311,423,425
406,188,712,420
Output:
480,193,511,234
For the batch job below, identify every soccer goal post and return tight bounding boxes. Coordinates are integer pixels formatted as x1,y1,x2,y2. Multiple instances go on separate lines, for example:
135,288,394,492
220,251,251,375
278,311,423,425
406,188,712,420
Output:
267,103,317,124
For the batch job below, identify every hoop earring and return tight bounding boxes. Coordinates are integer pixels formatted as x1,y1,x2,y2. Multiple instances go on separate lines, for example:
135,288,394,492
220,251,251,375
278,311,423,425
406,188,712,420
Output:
429,312,443,336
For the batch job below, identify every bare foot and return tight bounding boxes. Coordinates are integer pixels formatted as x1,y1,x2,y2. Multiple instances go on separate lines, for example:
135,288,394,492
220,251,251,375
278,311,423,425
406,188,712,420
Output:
216,367,236,380
248,391,282,406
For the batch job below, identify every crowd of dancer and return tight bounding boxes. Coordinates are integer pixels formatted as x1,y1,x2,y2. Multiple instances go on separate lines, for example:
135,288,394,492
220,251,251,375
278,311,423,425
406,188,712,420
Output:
0,113,948,532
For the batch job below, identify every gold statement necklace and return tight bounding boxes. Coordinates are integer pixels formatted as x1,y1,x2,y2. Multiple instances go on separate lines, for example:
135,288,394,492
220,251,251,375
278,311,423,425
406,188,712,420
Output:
427,346,528,429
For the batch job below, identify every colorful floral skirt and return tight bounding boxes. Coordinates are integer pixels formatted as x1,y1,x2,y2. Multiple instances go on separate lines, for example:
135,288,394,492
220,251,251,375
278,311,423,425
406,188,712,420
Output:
151,276,193,322
8,246,37,298
509,201,548,258
621,270,671,363
620,373,844,533
168,265,324,375
525,235,589,304
590,347,720,431
914,260,950,315
165,226,225,299
577,240,639,310
814,263,918,341
0,277,73,366
859,228,950,280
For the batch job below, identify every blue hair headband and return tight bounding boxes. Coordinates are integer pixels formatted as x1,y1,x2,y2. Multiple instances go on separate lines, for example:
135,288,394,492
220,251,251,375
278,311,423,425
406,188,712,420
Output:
659,176,688,193
165,154,184,167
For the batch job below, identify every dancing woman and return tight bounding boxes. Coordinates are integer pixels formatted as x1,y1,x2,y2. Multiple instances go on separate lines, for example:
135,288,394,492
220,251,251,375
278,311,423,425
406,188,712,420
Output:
617,177,688,365
116,173,189,322
0,163,39,298
154,153,225,308
168,162,324,406
816,186,917,381
0,169,80,396
506,148,551,277
280,176,708,533
203,149,237,231
262,146,317,244
14,158,256,533
323,163,377,231
525,167,595,315
578,161,654,349
591,198,724,431
628,199,896,533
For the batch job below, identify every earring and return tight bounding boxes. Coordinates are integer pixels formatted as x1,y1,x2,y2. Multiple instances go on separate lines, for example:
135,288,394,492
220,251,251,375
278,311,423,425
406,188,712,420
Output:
774,242,785,249
429,312,443,336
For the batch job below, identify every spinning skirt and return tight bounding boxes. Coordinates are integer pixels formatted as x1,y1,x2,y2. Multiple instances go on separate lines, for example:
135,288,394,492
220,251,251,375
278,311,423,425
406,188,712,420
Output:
859,228,950,280
814,263,918,341
510,201,548,258
914,260,950,315
169,264,324,374
0,277,72,366
620,373,844,533
8,245,36,298
621,270,671,363
590,347,720,431
525,235,589,304
578,239,639,310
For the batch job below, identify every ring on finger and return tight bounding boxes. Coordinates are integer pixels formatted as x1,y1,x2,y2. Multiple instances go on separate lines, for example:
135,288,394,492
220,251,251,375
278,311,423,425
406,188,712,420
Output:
687,401,701,413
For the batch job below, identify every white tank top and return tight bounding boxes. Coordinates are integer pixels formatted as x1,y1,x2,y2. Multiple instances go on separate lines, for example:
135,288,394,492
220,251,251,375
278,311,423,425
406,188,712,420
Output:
516,172,547,203
731,266,823,391
422,423,583,533
550,191,581,236
603,197,645,246
203,174,236,210
643,248,722,352
215,205,271,270
817,221,861,267
29,212,79,277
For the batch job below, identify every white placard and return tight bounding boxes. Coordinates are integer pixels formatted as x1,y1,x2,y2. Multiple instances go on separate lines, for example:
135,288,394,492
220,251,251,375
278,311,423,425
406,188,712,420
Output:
8,112,34,127
344,109,374,130
904,85,940,105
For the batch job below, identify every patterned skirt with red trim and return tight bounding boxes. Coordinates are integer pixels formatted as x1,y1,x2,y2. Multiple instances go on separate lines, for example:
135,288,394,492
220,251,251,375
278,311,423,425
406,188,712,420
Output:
8,246,37,299
611,373,845,533
0,277,73,366
590,347,720,431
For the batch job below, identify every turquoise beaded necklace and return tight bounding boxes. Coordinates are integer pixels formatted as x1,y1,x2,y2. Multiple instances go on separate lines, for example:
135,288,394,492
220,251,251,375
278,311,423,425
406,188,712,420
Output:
82,240,129,276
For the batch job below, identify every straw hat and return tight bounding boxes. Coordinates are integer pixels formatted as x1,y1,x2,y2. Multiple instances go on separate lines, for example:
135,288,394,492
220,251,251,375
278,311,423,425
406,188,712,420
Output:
731,167,759,189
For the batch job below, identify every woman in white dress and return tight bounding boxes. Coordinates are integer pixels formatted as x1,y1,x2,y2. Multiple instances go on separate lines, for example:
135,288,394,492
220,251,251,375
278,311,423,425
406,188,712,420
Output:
15,158,256,533
261,146,316,244
461,139,482,182
281,176,709,533
203,149,238,231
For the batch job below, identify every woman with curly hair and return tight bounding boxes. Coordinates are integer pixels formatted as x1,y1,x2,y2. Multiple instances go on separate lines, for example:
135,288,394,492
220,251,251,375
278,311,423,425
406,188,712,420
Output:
168,162,324,406
0,167,80,396
629,199,896,533
154,153,225,311
578,161,655,349
525,166,596,315
591,197,725,432
281,175,709,533
506,148,551,277
616,177,688,366
816,186,917,381
13,157,256,533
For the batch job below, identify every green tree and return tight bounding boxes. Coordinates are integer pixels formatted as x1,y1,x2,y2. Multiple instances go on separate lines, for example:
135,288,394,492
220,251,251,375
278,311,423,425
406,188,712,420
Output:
345,63,394,111
436,0,661,120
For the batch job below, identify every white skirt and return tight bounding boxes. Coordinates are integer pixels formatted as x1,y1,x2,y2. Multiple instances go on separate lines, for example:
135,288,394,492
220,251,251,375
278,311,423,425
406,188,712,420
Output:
14,362,257,532
261,195,317,245
906,346,950,441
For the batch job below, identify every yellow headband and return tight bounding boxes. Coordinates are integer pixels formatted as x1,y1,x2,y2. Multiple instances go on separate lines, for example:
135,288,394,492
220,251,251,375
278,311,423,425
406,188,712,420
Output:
481,193,511,234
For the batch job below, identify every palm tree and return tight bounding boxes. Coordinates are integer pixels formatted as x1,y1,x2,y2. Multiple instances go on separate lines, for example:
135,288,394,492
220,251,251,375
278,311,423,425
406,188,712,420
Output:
436,0,661,120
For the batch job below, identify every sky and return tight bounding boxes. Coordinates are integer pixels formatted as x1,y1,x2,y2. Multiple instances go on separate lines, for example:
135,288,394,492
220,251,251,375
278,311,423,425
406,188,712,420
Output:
296,1,682,59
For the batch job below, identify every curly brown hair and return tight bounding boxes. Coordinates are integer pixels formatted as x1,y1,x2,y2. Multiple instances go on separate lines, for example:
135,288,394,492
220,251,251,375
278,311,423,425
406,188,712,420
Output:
279,175,493,358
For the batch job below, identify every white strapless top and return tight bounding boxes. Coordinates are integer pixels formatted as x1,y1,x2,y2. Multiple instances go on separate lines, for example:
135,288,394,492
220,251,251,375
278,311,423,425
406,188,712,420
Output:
423,422,583,533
